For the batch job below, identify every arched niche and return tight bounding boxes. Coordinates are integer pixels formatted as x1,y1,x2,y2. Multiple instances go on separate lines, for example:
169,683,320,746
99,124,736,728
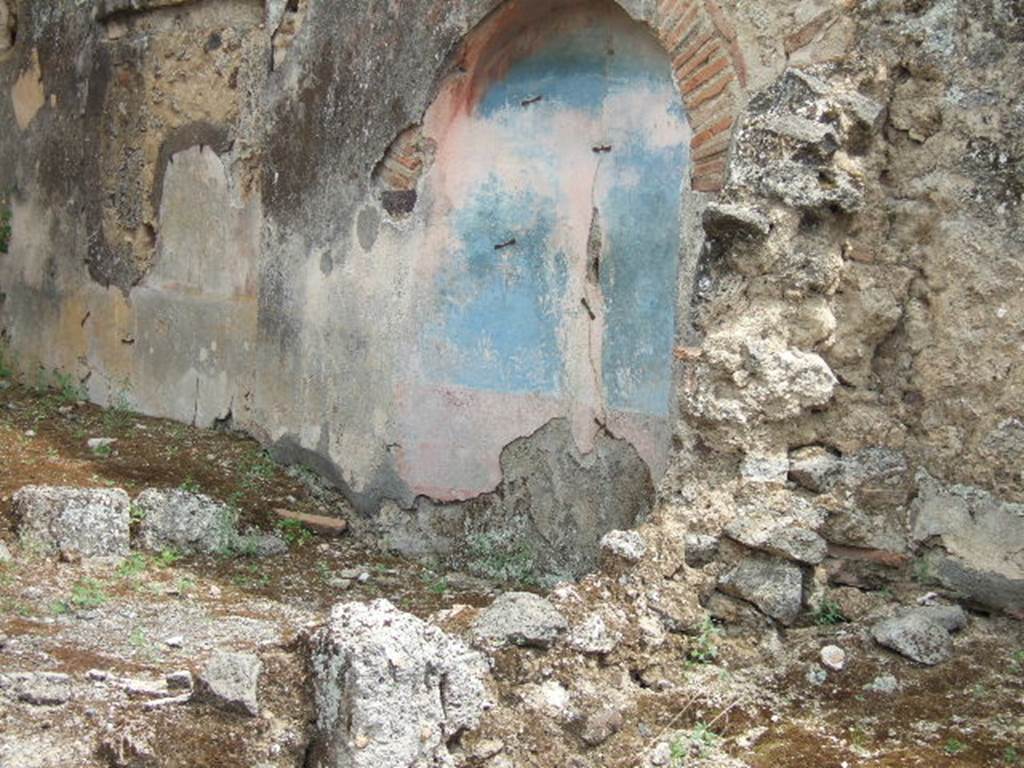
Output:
390,0,693,506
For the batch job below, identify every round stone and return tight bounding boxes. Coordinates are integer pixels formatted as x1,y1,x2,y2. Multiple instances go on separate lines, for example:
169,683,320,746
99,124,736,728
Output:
821,644,846,671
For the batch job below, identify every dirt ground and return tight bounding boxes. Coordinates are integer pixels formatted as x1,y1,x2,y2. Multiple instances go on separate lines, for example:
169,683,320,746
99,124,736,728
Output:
1,380,1022,767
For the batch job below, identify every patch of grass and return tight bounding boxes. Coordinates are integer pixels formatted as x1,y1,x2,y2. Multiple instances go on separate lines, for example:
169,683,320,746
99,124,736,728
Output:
70,578,108,610
153,548,182,568
175,576,196,594
0,342,15,379
238,448,276,490
275,517,314,546
670,722,720,767
102,380,134,432
179,477,201,493
466,530,537,585
1011,649,1024,672
1004,746,1020,765
53,370,86,404
117,553,148,579
423,572,448,595
231,563,270,590
129,503,146,524
814,597,849,626
944,737,967,755
687,616,721,665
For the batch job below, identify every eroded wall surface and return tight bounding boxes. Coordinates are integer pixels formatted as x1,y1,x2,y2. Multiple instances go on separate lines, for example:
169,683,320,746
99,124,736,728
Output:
0,0,1021,599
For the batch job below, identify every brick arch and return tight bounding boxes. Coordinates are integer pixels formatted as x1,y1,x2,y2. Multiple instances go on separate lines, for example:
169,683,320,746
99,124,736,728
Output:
373,0,747,202
653,0,747,192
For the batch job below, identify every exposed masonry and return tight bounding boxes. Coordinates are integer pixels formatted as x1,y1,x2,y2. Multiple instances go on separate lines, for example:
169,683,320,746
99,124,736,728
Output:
372,124,435,216
653,0,747,192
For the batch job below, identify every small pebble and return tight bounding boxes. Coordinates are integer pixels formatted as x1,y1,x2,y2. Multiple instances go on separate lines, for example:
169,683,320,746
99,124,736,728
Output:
806,664,828,686
821,645,846,671
165,636,184,648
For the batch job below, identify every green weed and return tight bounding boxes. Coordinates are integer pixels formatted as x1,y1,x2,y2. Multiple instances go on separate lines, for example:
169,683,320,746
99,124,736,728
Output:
117,553,148,579
70,578,108,609
944,737,967,755
275,517,314,546
0,342,15,379
238,448,276,490
154,548,182,568
670,722,720,767
814,597,849,626
102,380,134,432
466,531,537,584
687,616,721,665
53,371,86,404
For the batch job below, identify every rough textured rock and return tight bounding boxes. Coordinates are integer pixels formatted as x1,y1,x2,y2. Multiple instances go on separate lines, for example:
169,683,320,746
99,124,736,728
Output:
600,529,647,564
568,614,619,656
193,652,262,717
684,534,719,568
871,613,954,666
0,672,72,706
724,494,827,565
910,472,1024,613
0,539,11,563
472,592,568,649
718,556,804,625
136,488,237,555
13,486,130,559
310,599,491,768
581,707,624,746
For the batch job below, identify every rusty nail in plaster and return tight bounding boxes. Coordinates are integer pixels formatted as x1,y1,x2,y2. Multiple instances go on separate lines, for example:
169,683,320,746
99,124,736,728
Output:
494,238,516,251
121,336,135,345
581,297,596,320
592,144,613,154
80,312,91,327
521,95,543,107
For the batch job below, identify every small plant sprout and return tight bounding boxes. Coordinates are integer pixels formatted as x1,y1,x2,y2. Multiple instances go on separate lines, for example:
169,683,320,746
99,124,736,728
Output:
944,737,967,755
70,578,108,610
814,597,849,626
687,616,721,665
276,518,314,546
154,548,182,568
117,553,148,579
179,477,201,493
669,722,720,767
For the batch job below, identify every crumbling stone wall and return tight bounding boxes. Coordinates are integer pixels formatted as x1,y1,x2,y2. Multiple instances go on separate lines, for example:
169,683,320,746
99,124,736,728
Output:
0,0,1021,609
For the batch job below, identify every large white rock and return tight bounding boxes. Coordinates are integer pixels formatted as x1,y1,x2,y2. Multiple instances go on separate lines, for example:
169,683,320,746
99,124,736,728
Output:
309,599,491,768
135,488,236,555
14,486,130,559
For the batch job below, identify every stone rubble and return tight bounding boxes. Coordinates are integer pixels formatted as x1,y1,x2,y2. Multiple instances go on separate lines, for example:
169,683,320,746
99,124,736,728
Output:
193,652,263,717
472,591,569,649
309,599,491,768
13,485,131,559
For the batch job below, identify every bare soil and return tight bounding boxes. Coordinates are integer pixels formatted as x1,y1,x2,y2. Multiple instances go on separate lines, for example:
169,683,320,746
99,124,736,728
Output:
1,381,1022,768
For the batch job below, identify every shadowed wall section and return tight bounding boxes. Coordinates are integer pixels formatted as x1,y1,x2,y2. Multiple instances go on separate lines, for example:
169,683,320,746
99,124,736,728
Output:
392,0,692,504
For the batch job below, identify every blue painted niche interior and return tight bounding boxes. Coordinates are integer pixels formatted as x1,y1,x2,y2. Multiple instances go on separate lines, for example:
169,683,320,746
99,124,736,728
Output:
421,8,689,418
